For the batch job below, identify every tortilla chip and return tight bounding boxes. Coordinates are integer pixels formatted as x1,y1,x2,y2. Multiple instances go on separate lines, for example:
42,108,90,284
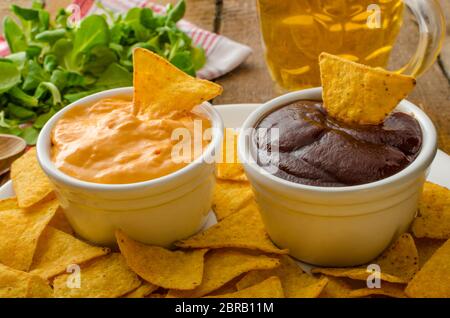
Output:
216,164,247,182
206,276,284,298
414,237,446,268
347,282,407,298
133,48,222,119
48,208,74,235
167,249,280,298
205,278,240,297
0,197,18,210
212,179,254,221
319,52,416,125
319,277,354,298
147,293,167,298
176,205,288,254
116,230,207,290
0,198,58,271
216,129,247,182
0,263,52,298
412,182,450,239
236,255,327,298
123,282,159,298
10,148,54,208
406,238,450,297
53,253,140,298
30,227,110,279
312,233,419,283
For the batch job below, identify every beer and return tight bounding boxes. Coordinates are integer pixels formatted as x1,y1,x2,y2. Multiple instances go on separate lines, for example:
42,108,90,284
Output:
257,0,405,90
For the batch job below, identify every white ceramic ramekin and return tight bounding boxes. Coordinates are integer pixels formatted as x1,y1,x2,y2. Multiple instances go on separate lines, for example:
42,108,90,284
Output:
37,87,223,247
238,87,437,266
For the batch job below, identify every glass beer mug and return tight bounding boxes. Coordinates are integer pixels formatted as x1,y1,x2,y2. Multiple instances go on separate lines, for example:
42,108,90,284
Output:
257,0,446,90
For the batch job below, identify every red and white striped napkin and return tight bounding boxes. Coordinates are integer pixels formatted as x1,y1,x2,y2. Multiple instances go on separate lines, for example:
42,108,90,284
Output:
0,0,252,80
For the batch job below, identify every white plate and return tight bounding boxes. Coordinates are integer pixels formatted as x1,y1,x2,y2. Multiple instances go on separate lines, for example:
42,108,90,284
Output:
0,103,449,270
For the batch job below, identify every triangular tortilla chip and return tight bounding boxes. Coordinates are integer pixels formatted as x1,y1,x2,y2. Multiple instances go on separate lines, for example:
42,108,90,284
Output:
412,182,450,239
206,276,284,298
414,237,446,268
30,227,110,279
236,255,328,298
116,230,207,290
312,233,419,283
123,282,159,298
406,238,450,298
0,263,52,298
216,129,247,182
319,52,416,125
212,179,254,221
10,148,54,208
216,164,247,182
167,249,280,298
48,208,74,235
347,282,407,298
53,253,140,298
319,277,354,298
176,205,288,254
147,293,166,298
205,278,240,296
133,48,222,119
0,198,58,271
0,197,18,210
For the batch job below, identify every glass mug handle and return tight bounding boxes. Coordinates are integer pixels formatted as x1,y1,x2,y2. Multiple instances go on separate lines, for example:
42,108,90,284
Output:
398,0,446,77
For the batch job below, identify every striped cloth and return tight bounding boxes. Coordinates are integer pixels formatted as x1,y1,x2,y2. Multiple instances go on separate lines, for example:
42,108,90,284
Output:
0,0,252,80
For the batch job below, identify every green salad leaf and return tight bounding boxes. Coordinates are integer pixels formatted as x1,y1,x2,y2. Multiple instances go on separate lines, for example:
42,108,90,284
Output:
0,0,205,145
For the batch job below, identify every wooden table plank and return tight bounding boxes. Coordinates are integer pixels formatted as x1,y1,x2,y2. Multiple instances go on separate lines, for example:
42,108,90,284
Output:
213,0,276,104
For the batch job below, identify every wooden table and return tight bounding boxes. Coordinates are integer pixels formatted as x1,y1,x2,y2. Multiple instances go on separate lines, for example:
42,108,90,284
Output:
1,0,449,155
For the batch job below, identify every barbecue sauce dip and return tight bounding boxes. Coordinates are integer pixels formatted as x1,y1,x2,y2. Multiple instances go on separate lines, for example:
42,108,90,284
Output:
255,101,422,187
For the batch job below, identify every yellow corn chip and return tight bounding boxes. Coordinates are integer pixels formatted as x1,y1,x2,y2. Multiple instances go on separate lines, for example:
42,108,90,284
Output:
414,237,446,268
133,48,222,119
167,249,280,298
319,52,416,125
216,129,247,182
216,164,247,182
212,179,254,221
147,293,166,298
312,233,419,283
48,208,74,235
406,238,450,298
0,197,18,210
116,230,207,290
10,148,54,208
0,263,52,298
0,198,58,271
319,277,354,298
412,182,450,239
30,227,110,279
123,282,159,298
205,278,240,297
53,253,140,298
176,205,288,254
236,255,327,298
206,276,284,298
347,282,407,298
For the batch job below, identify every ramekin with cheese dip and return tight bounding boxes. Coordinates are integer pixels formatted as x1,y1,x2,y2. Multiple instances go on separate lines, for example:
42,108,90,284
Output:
37,86,223,247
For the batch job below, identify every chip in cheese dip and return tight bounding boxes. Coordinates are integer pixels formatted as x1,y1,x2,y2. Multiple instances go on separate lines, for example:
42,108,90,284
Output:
51,97,211,184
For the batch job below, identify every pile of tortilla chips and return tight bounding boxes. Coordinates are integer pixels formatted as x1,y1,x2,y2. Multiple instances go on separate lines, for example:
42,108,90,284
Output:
2,141,449,298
